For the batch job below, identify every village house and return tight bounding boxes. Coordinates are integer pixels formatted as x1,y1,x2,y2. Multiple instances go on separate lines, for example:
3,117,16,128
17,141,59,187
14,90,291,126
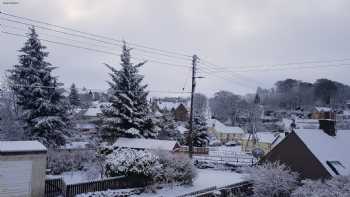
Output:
241,132,281,154
174,103,189,122
311,106,336,120
155,100,190,122
207,119,245,143
113,137,181,152
262,120,350,179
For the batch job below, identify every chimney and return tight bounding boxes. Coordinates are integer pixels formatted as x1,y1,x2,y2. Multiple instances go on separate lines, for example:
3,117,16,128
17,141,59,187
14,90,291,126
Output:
319,119,336,136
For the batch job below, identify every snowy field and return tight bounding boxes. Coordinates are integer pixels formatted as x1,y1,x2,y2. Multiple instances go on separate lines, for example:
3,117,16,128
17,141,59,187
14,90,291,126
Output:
77,169,244,197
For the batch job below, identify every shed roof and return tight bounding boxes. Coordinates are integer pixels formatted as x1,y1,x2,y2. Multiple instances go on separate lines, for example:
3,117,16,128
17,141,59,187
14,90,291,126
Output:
0,141,47,154
295,129,350,176
113,137,179,151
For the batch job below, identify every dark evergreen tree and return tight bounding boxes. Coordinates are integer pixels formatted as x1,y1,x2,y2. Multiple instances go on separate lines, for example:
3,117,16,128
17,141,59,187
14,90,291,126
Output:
157,112,180,140
7,27,67,147
101,42,156,141
187,114,209,147
69,83,80,107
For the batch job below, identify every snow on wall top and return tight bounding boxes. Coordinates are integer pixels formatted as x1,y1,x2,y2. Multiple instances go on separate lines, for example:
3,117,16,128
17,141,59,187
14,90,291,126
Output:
113,137,179,151
314,107,332,112
295,129,350,176
207,119,244,134
0,140,47,153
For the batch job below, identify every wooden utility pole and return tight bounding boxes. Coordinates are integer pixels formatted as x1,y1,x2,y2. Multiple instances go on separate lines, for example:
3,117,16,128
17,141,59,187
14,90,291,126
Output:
188,55,198,158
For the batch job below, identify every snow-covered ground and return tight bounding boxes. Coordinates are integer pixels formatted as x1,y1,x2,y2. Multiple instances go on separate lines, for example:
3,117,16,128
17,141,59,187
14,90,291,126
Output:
135,169,244,197
77,169,244,197
47,170,101,184
193,146,256,167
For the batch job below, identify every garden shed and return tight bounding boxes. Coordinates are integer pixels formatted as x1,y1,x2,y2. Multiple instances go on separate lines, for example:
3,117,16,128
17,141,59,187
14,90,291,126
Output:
0,141,47,197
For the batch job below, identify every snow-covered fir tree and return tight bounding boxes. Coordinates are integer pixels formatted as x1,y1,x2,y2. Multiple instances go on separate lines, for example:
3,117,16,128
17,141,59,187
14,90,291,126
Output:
101,42,156,141
69,83,80,107
7,27,67,147
187,114,209,147
157,112,181,140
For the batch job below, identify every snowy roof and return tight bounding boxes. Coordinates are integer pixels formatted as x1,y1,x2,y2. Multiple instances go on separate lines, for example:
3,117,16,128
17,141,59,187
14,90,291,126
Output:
207,119,244,134
242,132,278,144
83,107,101,117
84,102,112,117
295,129,350,176
157,101,189,111
314,107,332,112
176,125,188,134
76,123,96,129
0,141,47,153
113,137,180,151
63,141,89,149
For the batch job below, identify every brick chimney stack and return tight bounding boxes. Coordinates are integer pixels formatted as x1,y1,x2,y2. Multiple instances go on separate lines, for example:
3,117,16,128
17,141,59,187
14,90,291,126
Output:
319,119,336,136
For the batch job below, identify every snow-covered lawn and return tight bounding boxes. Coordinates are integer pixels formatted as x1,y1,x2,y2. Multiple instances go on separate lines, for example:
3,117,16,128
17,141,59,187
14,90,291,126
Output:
47,170,101,184
78,169,244,197
134,169,244,197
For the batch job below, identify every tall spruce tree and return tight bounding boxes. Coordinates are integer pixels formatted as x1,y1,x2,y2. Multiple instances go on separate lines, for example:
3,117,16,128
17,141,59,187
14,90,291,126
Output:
69,83,80,107
189,114,209,147
7,27,67,147
101,42,156,141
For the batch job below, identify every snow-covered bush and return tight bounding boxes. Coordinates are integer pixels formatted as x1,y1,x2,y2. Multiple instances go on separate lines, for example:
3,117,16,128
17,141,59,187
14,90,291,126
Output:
292,175,350,197
155,151,197,185
104,148,196,186
242,162,299,197
47,149,94,175
105,148,162,183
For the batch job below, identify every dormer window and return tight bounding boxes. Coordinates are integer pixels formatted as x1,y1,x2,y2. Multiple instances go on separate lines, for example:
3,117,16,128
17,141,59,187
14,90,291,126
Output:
326,161,345,175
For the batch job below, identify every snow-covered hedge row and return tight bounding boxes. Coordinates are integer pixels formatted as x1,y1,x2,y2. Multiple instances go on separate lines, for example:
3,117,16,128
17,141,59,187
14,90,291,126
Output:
242,162,299,197
292,175,350,197
243,162,350,197
104,148,197,185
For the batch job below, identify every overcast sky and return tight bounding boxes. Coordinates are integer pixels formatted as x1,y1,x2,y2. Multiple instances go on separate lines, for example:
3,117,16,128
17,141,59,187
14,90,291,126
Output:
1,0,350,97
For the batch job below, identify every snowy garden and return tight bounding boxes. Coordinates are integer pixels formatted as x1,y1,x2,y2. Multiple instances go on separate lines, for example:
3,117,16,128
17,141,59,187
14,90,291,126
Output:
1,23,350,197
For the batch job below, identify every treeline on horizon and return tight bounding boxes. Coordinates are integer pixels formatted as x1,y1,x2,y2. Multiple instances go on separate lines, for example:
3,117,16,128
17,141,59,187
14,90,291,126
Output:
256,78,350,110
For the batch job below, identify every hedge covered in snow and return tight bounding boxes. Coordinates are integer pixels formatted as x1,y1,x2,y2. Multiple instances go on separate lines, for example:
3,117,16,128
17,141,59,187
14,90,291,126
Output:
242,162,299,197
292,175,350,197
104,148,196,185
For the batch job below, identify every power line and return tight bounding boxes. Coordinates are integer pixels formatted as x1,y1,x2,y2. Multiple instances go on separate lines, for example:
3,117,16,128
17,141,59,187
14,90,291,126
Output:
1,30,192,69
2,84,191,94
200,58,350,73
0,11,192,59
0,17,191,62
1,23,191,66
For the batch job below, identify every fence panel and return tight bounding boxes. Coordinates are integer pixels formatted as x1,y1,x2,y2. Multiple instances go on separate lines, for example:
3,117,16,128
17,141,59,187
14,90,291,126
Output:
63,176,147,197
45,178,64,197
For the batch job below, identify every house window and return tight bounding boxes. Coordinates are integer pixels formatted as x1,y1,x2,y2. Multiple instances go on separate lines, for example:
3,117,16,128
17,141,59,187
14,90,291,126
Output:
326,161,345,175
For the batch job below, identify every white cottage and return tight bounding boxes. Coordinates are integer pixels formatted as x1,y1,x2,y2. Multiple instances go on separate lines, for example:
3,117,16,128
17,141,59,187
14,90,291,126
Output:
0,141,47,197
